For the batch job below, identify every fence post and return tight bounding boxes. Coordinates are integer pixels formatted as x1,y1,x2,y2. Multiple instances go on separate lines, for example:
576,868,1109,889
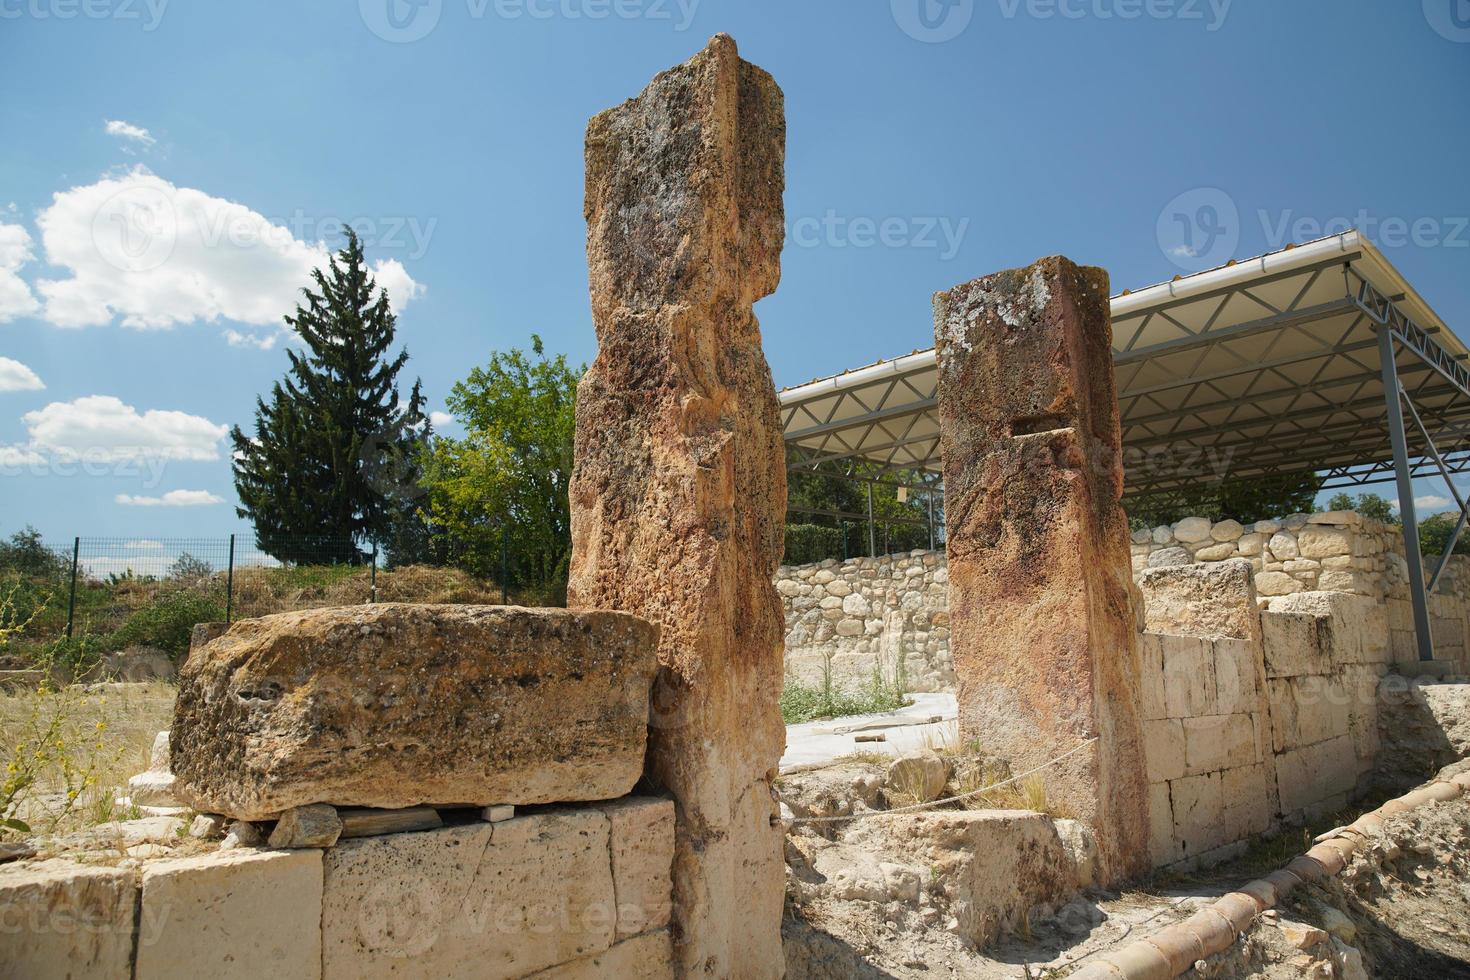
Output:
65,536,79,640
370,545,378,604
500,524,509,605
225,533,236,624
927,490,936,551
866,482,876,558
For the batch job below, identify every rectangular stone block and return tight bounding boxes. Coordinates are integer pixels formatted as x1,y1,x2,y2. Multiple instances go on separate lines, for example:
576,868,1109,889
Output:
137,849,323,980
1261,609,1327,678
0,860,135,979
1143,718,1185,782
1268,675,1349,752
527,929,675,979
173,605,659,820
1219,764,1271,842
1183,714,1256,775
1138,633,1168,721
1147,782,1179,867
599,797,674,939
322,811,615,980
1136,560,1261,641
1275,735,1357,817
1160,635,1216,718
1212,637,1259,716
1169,771,1223,860
1269,591,1389,666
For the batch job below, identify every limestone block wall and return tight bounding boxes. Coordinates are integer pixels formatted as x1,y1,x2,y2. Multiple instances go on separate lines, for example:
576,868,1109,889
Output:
1139,631,1275,868
0,798,675,980
1261,593,1391,824
776,551,954,694
1136,558,1398,869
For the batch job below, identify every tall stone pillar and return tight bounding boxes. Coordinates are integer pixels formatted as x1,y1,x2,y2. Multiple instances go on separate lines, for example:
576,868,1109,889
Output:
568,35,787,978
933,256,1150,880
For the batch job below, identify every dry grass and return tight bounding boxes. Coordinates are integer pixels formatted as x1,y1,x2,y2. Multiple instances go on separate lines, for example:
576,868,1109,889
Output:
1,680,176,838
227,563,538,620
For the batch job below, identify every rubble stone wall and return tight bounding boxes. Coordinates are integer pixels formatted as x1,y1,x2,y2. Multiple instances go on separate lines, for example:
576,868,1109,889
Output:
776,550,954,694
0,798,676,980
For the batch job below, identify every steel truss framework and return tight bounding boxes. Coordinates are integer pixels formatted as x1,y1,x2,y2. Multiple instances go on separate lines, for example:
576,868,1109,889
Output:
780,233,1469,661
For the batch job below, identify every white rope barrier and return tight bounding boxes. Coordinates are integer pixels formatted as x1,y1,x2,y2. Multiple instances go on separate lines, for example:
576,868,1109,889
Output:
788,736,1099,825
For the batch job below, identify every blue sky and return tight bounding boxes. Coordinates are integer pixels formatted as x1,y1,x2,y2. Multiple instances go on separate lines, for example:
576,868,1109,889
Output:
1,0,1467,545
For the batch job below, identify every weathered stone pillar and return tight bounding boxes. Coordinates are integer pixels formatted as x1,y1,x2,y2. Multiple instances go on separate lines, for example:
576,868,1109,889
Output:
568,34,787,978
933,257,1150,880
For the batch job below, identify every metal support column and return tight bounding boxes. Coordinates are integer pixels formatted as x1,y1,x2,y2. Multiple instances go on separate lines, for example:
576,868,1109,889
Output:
1379,326,1436,662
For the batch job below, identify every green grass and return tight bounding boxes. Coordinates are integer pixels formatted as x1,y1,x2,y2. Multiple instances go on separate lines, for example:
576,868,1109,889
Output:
779,667,911,725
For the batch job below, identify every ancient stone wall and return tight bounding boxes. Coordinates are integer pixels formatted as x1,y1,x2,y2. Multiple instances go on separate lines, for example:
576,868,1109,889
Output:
776,550,954,694
0,799,676,979
1130,510,1403,601
1134,561,1400,868
778,516,1470,699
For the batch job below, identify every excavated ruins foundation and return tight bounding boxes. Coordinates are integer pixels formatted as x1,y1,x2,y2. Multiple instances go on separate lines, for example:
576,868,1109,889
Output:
3,33,1470,980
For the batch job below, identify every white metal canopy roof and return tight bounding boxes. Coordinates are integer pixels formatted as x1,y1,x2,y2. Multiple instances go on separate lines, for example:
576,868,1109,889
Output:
780,231,1470,500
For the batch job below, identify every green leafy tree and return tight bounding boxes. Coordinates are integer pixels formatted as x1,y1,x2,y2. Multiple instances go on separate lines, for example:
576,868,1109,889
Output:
231,230,428,564
1127,471,1324,530
1419,512,1470,557
1325,492,1398,525
421,337,580,601
786,458,937,562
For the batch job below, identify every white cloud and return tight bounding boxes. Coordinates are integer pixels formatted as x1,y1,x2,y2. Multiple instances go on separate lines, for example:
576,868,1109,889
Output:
0,446,45,467
430,411,453,428
104,120,156,147
0,356,44,392
115,489,224,507
1414,495,1459,514
124,539,165,550
33,169,424,336
19,395,227,462
0,222,40,322
224,328,278,351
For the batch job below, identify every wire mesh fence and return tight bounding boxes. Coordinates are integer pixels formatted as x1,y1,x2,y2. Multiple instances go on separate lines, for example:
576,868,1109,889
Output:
0,533,513,675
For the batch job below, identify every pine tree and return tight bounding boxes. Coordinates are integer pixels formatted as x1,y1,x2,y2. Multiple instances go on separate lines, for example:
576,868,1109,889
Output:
231,230,429,564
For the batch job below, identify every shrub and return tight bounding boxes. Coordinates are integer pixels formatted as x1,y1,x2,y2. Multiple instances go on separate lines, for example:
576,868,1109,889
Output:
108,589,225,660
783,524,843,566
